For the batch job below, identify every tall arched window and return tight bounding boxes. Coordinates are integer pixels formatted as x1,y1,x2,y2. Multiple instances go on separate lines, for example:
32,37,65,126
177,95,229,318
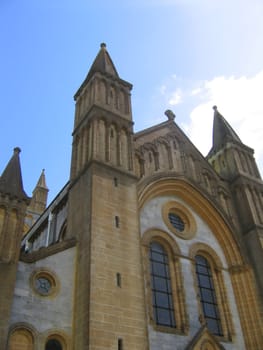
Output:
45,339,63,350
195,255,223,336
149,242,176,327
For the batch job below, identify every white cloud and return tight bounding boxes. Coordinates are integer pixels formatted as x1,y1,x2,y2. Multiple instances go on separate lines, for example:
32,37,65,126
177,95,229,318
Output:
185,71,263,175
168,89,182,106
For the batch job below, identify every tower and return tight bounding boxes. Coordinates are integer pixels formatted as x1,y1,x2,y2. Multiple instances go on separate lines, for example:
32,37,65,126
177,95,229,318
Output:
0,148,30,349
67,43,148,349
207,106,263,302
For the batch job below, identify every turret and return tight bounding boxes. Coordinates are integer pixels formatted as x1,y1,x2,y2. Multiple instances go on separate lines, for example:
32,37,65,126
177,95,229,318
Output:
0,148,30,348
207,107,263,302
207,106,261,181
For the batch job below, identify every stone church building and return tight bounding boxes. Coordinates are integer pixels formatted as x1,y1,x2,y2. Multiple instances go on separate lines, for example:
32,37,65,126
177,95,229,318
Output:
0,44,262,349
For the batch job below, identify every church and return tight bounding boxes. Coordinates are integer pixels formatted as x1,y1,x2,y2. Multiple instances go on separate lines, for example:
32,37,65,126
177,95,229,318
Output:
0,43,262,349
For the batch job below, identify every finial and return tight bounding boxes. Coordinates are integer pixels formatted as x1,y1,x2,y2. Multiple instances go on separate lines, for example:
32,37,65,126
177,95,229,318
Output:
213,105,218,112
14,147,21,154
165,109,176,121
100,43,106,49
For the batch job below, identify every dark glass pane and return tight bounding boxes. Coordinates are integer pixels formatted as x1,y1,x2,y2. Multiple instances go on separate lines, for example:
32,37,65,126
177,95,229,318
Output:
151,251,166,263
155,291,170,308
200,288,214,303
152,276,168,292
196,255,208,266
198,274,212,288
203,302,217,318
196,264,209,275
207,318,223,336
168,213,185,232
151,261,167,276
156,308,173,326
151,242,164,253
46,339,62,350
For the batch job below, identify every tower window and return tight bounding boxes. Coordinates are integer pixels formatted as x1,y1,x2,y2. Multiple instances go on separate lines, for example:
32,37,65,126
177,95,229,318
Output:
149,242,176,328
195,255,223,336
116,273,121,287
114,177,118,187
115,216,120,228
118,338,123,350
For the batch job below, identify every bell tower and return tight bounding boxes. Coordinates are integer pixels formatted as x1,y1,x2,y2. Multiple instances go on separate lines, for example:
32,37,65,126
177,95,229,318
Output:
67,44,148,349
0,148,30,349
207,106,263,301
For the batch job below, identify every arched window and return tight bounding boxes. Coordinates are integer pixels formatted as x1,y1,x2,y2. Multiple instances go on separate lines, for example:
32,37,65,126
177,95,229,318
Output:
45,338,63,350
149,242,176,327
195,255,223,336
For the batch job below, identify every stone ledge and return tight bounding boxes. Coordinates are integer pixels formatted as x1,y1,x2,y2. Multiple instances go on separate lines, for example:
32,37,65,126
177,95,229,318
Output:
20,238,76,263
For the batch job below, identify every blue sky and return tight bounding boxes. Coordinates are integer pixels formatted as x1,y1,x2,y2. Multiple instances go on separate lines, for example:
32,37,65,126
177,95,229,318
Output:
1,0,263,203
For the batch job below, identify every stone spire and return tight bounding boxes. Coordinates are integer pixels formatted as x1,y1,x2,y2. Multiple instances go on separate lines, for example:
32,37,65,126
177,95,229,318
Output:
75,43,120,99
0,147,29,202
210,106,242,155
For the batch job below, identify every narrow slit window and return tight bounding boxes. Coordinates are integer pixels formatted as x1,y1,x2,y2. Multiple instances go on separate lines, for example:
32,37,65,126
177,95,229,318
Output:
116,273,121,287
118,338,123,350
115,216,120,228
114,177,118,187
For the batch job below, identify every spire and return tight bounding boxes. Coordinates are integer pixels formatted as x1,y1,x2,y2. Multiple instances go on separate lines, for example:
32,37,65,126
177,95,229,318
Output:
0,147,29,202
211,106,242,153
75,43,119,99
87,43,119,79
29,169,49,214
35,169,48,190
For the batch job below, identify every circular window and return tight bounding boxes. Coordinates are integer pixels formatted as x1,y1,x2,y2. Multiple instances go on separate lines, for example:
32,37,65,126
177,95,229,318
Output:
162,201,196,239
35,277,52,295
31,269,58,297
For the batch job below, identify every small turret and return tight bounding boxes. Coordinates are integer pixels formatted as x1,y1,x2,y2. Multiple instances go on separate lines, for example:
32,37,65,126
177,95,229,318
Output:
207,106,261,181
0,148,30,347
0,147,30,202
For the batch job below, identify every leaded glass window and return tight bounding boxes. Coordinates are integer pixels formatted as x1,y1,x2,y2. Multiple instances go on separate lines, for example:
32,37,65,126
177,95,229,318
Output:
149,242,176,327
195,255,223,336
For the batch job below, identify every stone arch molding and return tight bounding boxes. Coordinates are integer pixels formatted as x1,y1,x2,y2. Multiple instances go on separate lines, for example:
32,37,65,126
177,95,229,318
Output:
138,177,244,268
8,323,37,350
141,228,181,258
42,329,70,350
